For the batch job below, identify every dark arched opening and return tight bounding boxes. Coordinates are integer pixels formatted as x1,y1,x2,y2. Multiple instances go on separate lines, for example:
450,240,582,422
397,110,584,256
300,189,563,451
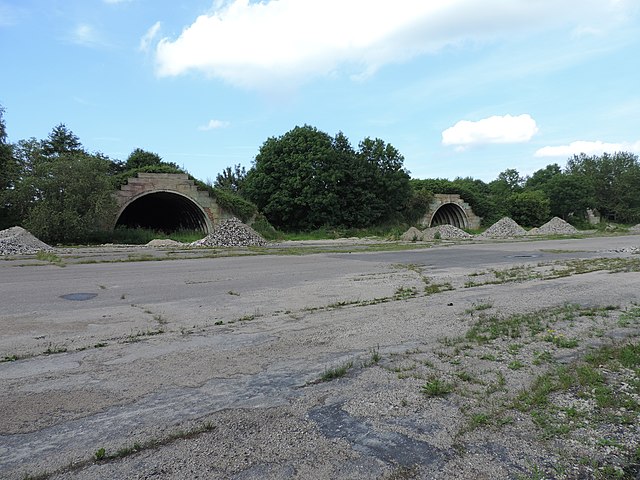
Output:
115,191,208,234
430,203,468,229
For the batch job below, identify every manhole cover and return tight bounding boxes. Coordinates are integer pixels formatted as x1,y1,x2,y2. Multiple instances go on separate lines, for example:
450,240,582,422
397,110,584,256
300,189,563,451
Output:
505,254,540,258
60,293,98,301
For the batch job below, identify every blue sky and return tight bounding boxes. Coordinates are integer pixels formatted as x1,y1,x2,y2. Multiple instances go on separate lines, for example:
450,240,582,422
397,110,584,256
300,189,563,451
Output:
1,0,639,183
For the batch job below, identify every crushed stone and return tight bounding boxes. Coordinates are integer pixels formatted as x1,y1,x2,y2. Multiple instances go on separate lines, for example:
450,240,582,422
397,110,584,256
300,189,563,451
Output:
146,239,185,247
423,224,472,240
528,216,578,235
0,226,53,255
191,217,268,247
479,217,526,238
629,224,640,234
400,227,423,241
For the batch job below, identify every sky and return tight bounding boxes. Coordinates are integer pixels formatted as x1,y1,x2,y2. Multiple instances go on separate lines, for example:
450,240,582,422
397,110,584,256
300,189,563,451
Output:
1,0,639,183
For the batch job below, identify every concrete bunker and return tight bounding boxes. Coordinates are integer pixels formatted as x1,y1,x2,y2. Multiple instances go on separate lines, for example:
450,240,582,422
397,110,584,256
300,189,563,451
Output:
115,191,209,233
430,202,468,229
114,173,234,234
419,194,481,230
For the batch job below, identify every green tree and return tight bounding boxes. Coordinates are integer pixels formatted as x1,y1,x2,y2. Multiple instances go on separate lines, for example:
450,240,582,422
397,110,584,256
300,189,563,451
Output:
566,152,640,223
214,164,247,194
244,126,411,230
23,152,117,243
508,190,550,227
244,125,340,230
41,123,83,158
0,106,19,228
525,164,562,190
125,148,163,169
544,173,594,220
356,137,411,224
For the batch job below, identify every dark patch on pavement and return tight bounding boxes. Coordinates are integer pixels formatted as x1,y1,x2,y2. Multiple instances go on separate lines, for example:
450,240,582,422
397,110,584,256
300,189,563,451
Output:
308,402,445,468
60,293,98,301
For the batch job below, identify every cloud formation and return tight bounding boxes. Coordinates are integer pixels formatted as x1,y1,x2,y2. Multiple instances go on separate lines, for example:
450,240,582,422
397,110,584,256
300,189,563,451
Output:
535,140,640,157
198,119,230,131
442,114,538,148
153,0,632,89
71,23,103,47
140,22,161,52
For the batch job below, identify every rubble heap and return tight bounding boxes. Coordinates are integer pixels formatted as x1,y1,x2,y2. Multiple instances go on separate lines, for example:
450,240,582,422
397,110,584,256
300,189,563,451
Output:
191,218,268,247
528,217,578,235
629,224,640,234
422,224,472,240
0,226,53,255
479,217,526,238
400,227,424,241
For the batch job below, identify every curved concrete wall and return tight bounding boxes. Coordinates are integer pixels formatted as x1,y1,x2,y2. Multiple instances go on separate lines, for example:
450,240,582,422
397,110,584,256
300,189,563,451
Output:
419,194,481,229
115,173,233,233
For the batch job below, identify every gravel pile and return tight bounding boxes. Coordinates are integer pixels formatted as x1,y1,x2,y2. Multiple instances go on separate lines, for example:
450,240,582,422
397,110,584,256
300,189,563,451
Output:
630,224,640,234
0,226,53,255
422,224,472,240
529,217,578,235
146,239,185,247
479,217,526,238
400,227,423,241
191,218,268,247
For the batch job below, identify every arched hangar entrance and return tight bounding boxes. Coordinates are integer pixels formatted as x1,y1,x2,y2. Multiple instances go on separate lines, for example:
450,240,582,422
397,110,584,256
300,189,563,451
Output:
430,203,468,229
115,191,210,233
114,173,233,234
419,194,482,230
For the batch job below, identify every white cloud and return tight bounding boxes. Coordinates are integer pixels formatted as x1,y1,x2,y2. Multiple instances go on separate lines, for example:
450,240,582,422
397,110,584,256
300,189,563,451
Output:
152,0,634,89
71,23,102,46
198,119,230,131
442,114,538,148
140,22,161,52
535,140,640,157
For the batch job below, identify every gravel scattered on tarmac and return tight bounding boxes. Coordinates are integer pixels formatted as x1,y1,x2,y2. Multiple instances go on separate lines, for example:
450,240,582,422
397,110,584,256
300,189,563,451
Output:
0,226,53,255
191,217,268,247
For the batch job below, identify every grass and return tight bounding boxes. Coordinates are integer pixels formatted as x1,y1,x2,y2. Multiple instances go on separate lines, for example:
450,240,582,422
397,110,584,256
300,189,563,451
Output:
421,376,454,397
36,250,64,266
320,361,353,382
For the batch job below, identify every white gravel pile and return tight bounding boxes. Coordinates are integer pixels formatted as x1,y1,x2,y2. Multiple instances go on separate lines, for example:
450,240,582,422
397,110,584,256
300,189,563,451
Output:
400,227,423,241
146,239,185,247
423,224,472,240
529,217,578,236
479,217,526,238
0,226,53,255
191,217,268,247
629,224,640,234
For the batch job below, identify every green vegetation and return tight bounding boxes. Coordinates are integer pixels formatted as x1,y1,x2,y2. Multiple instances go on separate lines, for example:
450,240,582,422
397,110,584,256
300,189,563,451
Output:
421,376,454,397
2,103,640,240
243,125,411,231
320,361,354,381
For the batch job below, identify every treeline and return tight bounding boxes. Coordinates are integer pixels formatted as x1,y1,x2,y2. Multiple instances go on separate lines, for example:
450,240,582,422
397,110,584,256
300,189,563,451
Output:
2,108,639,243
218,125,640,231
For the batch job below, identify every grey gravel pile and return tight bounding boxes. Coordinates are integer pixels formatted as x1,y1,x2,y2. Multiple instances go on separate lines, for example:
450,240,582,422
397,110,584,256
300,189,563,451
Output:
0,226,53,255
423,224,472,240
400,227,423,241
146,239,185,247
191,218,268,247
529,217,578,235
630,224,640,234
479,217,526,237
